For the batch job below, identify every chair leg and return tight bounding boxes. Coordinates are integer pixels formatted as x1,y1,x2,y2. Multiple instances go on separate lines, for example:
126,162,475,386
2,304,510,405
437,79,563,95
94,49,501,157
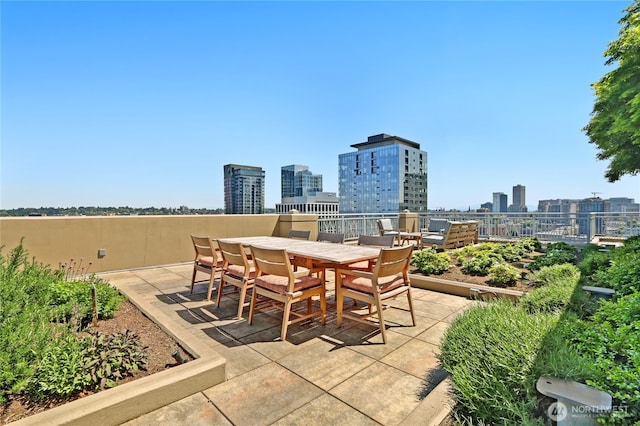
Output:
216,278,225,307
206,274,215,301
320,290,327,324
248,288,258,325
281,299,292,342
374,295,387,344
336,277,344,327
407,288,416,326
237,284,248,320
190,267,197,293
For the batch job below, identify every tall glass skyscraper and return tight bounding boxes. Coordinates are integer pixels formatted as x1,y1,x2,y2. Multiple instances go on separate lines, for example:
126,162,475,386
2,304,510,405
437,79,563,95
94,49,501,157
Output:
281,165,323,198
223,164,265,214
338,134,428,213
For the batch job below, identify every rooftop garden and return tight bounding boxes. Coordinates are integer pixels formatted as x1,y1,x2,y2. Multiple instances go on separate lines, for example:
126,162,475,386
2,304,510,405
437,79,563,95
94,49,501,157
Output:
434,236,640,424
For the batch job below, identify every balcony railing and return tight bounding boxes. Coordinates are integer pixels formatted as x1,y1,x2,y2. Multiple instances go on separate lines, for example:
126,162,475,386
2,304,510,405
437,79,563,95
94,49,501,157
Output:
319,211,640,245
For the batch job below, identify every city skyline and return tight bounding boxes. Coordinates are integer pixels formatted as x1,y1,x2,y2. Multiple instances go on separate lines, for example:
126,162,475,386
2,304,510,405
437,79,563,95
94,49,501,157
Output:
2,1,639,211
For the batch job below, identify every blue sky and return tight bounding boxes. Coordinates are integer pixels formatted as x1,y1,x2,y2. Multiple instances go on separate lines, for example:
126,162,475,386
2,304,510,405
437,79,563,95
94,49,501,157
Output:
2,0,639,211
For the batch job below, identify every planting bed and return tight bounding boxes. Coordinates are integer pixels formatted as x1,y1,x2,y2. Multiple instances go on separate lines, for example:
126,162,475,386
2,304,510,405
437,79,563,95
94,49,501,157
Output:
1,300,189,424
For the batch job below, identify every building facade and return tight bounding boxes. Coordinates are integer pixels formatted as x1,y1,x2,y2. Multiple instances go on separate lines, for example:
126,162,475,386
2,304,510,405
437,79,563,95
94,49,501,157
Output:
223,164,265,214
276,165,339,214
508,184,527,212
280,165,323,198
492,192,508,213
338,134,428,213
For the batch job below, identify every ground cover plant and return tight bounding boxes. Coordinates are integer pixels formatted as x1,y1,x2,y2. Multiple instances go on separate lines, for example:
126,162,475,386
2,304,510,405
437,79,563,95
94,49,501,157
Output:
0,243,146,405
437,236,640,425
411,238,542,289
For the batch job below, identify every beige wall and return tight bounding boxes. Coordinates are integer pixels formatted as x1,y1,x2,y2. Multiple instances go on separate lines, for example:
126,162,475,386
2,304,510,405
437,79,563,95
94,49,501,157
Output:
0,214,317,273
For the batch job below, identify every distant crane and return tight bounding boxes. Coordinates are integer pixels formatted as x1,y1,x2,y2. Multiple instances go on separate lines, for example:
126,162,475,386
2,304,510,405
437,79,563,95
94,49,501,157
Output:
591,191,603,198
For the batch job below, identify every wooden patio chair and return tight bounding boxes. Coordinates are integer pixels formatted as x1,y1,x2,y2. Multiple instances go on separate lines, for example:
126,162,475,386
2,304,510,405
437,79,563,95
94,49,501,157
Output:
346,234,395,271
216,239,256,319
288,229,312,271
376,218,407,246
248,245,326,342
317,231,345,244
336,245,416,344
190,235,224,301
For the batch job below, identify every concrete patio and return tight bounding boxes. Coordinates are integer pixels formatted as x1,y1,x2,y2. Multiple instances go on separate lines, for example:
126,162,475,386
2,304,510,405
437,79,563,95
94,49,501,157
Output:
100,263,473,426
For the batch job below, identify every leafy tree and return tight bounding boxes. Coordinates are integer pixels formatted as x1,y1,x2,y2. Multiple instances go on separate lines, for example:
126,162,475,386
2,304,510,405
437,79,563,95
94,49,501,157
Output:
584,1,640,182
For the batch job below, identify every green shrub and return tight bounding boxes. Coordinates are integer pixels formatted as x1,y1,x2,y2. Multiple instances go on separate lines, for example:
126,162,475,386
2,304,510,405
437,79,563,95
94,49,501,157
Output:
527,242,578,271
572,293,640,424
493,243,526,263
595,250,640,297
519,265,581,314
453,242,499,264
460,254,500,276
517,238,542,253
0,243,137,404
578,244,613,278
530,263,581,288
411,250,451,275
487,263,521,287
50,277,124,323
0,244,66,402
439,300,558,424
32,330,148,397
31,334,87,397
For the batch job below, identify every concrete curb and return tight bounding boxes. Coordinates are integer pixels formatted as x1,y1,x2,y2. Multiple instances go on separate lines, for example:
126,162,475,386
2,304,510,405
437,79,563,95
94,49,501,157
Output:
400,377,454,426
409,273,524,300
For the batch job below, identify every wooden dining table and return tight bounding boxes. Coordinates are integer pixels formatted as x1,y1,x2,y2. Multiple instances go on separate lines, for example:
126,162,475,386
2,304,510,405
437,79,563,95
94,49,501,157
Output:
217,236,380,266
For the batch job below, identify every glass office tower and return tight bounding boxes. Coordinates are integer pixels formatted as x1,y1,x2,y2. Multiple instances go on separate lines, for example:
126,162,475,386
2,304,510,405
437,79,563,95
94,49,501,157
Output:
281,165,323,198
224,164,265,214
338,134,428,213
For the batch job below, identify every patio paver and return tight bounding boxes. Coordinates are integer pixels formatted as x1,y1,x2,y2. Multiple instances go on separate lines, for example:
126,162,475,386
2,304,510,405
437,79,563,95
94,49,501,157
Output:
102,263,468,425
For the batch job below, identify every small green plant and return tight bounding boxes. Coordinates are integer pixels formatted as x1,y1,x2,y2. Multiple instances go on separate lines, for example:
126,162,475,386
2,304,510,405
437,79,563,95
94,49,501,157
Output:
32,330,148,397
527,242,578,271
519,265,582,314
487,263,521,287
50,277,124,324
460,254,500,276
411,250,451,275
80,330,148,390
530,263,581,288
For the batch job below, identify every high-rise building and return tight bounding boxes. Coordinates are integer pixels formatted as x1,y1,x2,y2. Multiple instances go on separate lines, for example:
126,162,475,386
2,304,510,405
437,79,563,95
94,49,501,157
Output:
276,165,339,214
280,165,323,198
607,197,640,212
508,184,527,212
223,164,265,214
578,197,609,235
492,192,508,213
338,134,428,213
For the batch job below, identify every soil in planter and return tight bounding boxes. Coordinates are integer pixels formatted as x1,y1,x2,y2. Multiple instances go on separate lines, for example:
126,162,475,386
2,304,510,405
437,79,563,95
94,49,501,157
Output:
409,252,543,292
1,300,192,424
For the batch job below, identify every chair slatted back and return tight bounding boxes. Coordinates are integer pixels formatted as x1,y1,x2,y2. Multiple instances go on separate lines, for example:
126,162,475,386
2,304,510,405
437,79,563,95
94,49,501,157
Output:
250,245,295,289
288,229,311,240
217,240,251,270
358,234,394,248
373,245,413,279
317,232,345,244
191,235,215,258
